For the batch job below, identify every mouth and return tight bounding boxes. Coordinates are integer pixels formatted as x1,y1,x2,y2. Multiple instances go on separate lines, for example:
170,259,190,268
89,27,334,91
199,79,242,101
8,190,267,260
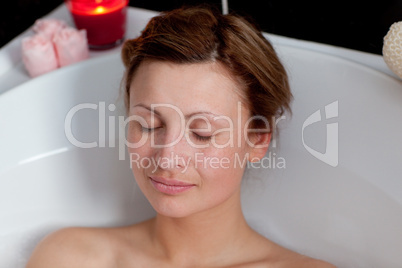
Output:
148,176,196,195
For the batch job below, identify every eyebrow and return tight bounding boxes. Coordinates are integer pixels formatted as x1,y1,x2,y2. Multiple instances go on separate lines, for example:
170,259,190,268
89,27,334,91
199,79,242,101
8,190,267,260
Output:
132,103,221,119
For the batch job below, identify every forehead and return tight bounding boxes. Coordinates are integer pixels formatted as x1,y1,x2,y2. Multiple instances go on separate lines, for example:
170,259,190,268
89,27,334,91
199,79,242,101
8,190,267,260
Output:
129,60,246,117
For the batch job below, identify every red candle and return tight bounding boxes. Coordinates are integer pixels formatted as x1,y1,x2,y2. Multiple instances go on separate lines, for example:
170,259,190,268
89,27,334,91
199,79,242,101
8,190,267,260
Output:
65,0,128,49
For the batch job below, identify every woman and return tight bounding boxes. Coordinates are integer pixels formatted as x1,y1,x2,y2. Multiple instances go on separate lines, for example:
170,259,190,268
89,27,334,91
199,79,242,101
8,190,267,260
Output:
27,6,335,268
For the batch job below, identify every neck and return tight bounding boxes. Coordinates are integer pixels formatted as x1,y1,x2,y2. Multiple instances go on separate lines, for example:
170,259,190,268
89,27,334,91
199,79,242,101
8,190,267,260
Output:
149,189,253,266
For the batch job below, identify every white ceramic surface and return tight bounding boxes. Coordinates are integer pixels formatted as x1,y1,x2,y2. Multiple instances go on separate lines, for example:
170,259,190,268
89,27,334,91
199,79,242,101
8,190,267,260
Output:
0,45,401,268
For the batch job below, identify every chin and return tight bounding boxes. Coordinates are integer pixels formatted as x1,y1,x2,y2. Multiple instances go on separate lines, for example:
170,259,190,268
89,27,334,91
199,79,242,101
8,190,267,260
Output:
145,191,206,219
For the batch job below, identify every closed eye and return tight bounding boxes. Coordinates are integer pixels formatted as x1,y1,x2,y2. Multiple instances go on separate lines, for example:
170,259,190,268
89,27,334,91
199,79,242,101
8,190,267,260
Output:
193,132,212,141
141,126,162,132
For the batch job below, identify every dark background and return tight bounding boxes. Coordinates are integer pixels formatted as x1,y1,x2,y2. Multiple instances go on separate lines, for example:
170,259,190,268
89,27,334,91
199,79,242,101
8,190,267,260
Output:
1,0,401,55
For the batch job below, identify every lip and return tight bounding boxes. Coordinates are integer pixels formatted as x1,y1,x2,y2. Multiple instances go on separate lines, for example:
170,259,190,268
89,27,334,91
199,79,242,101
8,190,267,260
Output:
149,176,196,195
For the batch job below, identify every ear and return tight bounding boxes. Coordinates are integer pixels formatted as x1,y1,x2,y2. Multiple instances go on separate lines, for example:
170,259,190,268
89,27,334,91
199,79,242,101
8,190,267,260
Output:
247,132,272,162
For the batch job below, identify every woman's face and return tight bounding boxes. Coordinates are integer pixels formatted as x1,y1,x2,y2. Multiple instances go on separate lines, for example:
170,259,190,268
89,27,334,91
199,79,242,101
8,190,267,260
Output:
127,60,268,218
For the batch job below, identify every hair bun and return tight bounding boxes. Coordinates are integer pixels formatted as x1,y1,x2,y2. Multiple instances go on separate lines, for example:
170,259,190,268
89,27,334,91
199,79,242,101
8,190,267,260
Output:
121,39,137,68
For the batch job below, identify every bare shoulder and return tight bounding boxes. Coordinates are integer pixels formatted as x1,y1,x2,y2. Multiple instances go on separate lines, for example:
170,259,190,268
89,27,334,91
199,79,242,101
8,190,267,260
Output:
271,246,337,268
288,256,336,268
249,234,336,268
25,226,116,268
26,221,153,268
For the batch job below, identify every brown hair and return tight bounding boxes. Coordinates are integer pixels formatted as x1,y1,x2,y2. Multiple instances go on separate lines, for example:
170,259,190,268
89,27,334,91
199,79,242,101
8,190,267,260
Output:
121,5,292,133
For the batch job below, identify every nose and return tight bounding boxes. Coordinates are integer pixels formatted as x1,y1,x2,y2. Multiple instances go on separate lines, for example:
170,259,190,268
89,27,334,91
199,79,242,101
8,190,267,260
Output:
153,129,192,171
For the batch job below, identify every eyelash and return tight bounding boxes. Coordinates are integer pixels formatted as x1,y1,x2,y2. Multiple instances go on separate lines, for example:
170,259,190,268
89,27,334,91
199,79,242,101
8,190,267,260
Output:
141,126,160,132
141,126,212,141
193,133,212,141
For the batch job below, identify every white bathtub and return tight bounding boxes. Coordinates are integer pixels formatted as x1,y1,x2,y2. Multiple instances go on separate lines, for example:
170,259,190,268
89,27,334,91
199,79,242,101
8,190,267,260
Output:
1,11,402,268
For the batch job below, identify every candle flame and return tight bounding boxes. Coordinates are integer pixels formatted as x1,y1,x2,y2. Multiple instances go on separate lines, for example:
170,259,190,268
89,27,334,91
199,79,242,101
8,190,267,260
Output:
94,6,106,14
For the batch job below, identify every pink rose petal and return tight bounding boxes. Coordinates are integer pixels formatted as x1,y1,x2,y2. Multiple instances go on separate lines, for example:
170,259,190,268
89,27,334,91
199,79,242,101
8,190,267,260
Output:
53,27,89,67
21,34,58,78
33,19,67,39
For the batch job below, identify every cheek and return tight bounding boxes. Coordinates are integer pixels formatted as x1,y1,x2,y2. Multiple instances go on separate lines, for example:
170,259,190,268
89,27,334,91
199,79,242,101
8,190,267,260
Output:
198,146,247,191
127,127,154,177
196,120,250,185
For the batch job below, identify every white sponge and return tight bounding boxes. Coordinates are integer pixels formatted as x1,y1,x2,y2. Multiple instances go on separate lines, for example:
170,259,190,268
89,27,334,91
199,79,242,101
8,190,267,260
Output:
383,21,402,79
